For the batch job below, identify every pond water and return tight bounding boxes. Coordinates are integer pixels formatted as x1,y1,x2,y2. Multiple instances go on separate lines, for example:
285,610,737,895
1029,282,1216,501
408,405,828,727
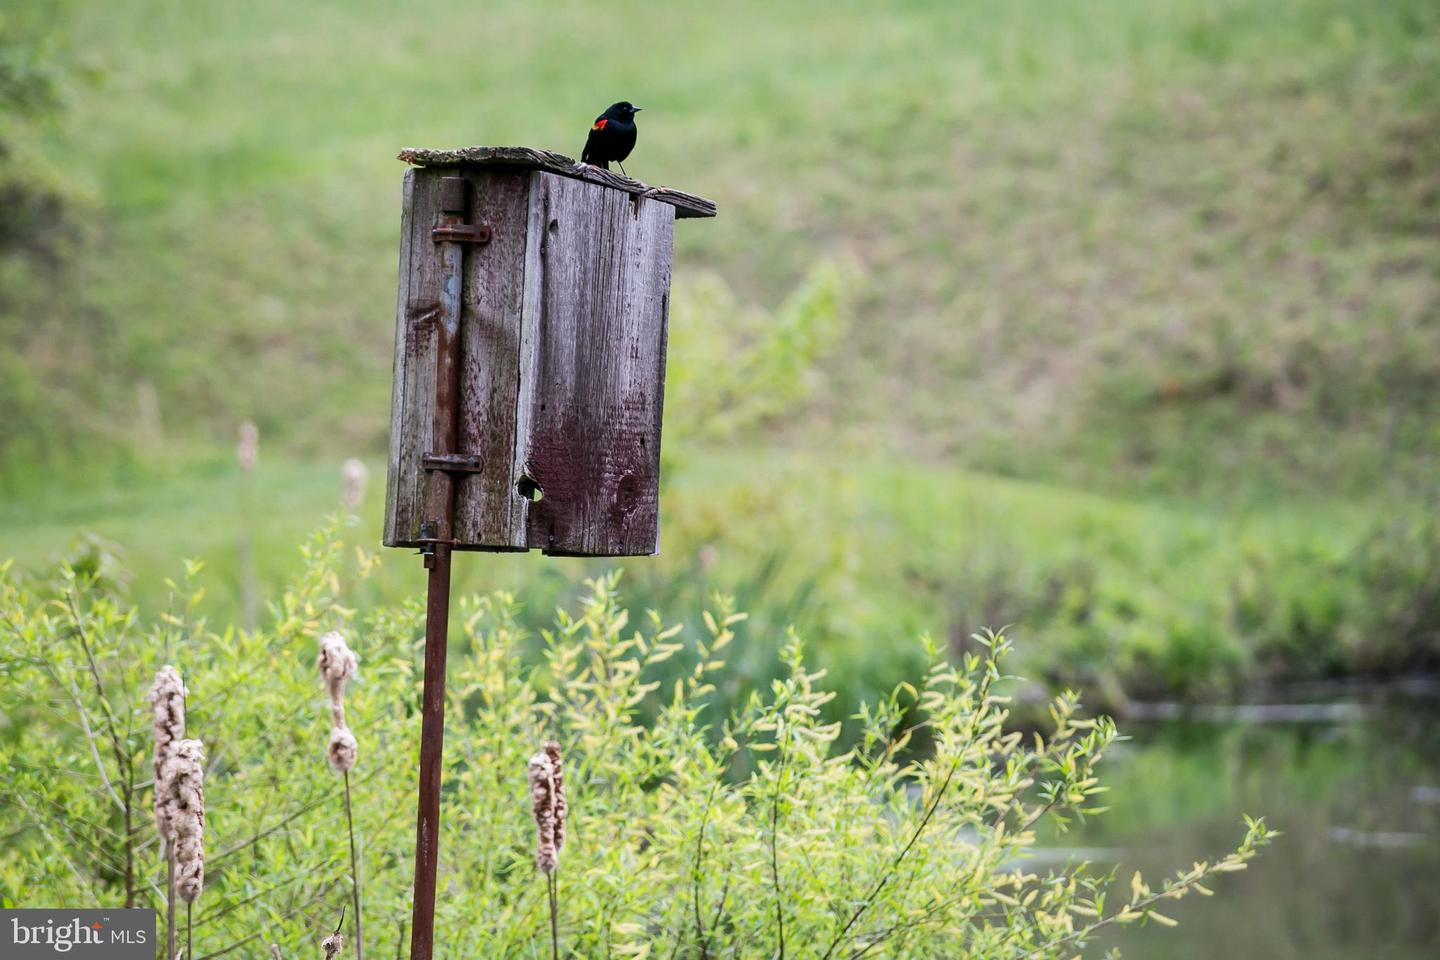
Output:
1047,691,1440,958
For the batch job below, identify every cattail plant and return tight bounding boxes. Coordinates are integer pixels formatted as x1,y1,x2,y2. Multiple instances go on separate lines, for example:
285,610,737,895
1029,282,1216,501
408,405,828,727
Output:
317,632,358,727
237,421,260,472
321,907,346,960
328,725,357,774
317,631,363,960
341,459,368,512
543,741,566,854
149,666,186,960
149,667,186,833
528,741,568,960
165,739,206,903
159,737,204,960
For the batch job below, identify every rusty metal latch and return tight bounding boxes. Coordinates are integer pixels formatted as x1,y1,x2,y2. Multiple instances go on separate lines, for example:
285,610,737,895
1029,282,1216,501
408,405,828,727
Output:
422,452,484,473
432,176,491,244
415,520,461,560
431,222,492,244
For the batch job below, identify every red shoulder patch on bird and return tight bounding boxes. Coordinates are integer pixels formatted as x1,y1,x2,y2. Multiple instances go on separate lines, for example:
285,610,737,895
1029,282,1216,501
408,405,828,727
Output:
592,118,608,130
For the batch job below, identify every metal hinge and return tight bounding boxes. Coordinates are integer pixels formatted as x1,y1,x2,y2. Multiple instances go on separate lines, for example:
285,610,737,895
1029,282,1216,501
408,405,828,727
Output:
433,176,491,244
422,452,484,474
431,222,492,244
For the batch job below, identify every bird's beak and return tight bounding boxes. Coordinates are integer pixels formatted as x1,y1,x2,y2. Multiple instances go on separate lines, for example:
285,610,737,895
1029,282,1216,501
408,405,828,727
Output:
632,106,643,112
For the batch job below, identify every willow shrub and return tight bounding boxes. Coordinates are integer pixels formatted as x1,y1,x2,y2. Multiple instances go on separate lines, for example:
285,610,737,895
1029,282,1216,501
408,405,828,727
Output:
0,521,1272,958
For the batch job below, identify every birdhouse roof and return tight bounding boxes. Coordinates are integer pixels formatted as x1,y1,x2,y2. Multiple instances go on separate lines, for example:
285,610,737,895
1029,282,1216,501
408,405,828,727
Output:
397,146,717,219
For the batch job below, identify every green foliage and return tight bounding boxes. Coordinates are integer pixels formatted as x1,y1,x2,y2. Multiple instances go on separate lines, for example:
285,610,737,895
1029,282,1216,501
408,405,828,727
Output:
0,525,1272,956
4,449,1437,716
650,456,1440,707
665,262,856,453
0,3,116,465
1,0,1436,713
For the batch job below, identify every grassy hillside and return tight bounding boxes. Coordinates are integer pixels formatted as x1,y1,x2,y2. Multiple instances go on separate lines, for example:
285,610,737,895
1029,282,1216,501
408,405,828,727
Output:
10,0,1436,485
2,0,1437,701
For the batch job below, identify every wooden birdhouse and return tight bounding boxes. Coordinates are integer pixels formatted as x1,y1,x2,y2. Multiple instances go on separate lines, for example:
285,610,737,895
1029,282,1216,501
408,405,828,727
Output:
382,146,716,557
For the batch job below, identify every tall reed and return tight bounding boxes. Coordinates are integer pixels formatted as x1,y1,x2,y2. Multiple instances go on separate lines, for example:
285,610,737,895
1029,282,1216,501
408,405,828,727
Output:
321,907,346,960
341,459,368,513
236,420,260,632
318,631,363,960
528,741,568,960
164,738,205,959
149,666,186,960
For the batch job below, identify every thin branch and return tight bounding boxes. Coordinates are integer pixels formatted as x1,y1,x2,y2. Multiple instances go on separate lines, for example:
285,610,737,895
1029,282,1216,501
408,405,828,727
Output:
547,872,560,960
845,888,1012,958
708,874,732,943
9,793,103,899
195,878,341,960
342,771,364,960
1018,796,1061,836
64,592,142,910
207,782,370,874
193,860,332,928
818,668,997,960
769,726,789,960
43,660,123,810
66,592,132,783
166,844,176,960
691,779,720,958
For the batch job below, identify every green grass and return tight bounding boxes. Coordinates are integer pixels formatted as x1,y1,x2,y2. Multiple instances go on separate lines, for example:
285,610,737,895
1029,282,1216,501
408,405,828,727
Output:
12,0,1437,488
0,447,1414,713
2,0,1438,701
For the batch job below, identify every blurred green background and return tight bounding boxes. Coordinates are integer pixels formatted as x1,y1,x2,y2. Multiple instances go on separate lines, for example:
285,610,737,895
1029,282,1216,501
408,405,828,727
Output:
2,0,1438,955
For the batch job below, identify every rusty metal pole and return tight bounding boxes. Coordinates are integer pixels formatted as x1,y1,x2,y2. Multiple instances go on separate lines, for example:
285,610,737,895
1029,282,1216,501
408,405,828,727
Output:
409,541,451,960
409,176,469,960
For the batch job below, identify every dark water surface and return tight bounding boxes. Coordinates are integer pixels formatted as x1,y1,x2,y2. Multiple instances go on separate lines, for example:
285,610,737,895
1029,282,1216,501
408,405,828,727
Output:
1049,694,1440,959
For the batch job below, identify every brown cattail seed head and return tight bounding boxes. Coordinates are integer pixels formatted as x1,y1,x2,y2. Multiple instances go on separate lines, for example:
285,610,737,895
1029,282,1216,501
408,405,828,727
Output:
544,740,567,853
317,632,360,772
527,741,567,873
317,632,359,721
148,666,186,838
327,726,357,774
162,738,205,903
317,631,359,689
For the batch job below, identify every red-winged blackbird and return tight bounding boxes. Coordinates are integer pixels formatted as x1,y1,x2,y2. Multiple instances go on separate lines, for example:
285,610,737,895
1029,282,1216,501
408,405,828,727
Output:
580,101,641,178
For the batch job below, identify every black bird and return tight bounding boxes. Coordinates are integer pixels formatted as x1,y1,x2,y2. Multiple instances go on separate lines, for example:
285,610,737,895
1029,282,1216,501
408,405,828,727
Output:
581,101,641,178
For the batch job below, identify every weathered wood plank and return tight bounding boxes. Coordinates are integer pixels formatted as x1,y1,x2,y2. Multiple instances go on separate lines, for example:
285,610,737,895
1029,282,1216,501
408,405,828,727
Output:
510,171,548,549
383,170,446,547
452,170,531,549
396,145,716,220
423,177,468,543
517,173,676,556
383,169,417,546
